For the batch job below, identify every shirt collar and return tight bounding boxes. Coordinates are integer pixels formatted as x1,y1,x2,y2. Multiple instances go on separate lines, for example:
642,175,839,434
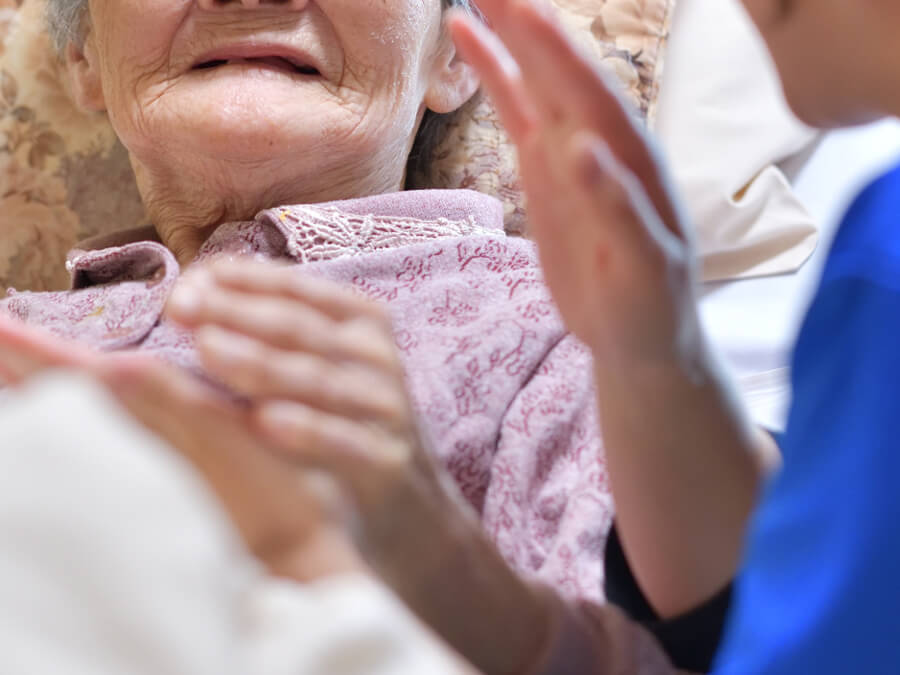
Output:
68,189,505,287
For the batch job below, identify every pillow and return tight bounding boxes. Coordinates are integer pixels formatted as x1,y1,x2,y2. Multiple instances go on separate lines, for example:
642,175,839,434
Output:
0,0,674,294
655,0,820,281
0,0,147,294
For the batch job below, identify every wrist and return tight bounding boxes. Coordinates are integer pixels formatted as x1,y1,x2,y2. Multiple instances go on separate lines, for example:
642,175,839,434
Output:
588,301,710,382
592,306,718,390
269,526,367,583
359,475,554,674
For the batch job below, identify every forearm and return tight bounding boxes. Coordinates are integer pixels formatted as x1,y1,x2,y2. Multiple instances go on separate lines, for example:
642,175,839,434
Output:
358,473,552,675
594,334,772,619
360,475,679,675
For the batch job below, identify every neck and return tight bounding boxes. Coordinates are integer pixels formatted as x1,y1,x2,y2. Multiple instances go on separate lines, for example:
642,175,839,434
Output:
884,90,900,121
132,156,407,266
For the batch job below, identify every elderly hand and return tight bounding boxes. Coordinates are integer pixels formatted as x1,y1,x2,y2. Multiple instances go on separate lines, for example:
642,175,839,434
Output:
450,0,701,368
166,260,456,554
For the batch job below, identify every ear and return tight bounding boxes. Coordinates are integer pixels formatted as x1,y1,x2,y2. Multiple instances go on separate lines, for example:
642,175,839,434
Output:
64,32,106,112
424,35,480,114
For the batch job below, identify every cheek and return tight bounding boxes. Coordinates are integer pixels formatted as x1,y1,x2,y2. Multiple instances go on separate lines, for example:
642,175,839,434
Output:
318,0,444,168
93,0,190,119
776,58,883,128
329,0,439,103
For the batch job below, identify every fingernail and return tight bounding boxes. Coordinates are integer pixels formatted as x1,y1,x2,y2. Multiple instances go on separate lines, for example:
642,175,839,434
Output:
168,285,200,316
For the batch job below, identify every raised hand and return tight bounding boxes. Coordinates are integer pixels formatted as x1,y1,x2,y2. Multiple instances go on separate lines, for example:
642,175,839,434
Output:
449,0,701,367
449,1,773,620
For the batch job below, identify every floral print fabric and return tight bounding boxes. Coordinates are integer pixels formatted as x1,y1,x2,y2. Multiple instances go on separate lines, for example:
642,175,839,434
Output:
1,188,616,602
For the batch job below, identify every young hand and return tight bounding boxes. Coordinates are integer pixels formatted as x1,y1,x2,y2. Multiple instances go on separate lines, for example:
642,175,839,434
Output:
450,1,774,620
0,313,359,581
449,0,702,368
0,314,97,383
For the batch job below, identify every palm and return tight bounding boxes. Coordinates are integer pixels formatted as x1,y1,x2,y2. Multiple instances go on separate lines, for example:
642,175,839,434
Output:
449,0,697,363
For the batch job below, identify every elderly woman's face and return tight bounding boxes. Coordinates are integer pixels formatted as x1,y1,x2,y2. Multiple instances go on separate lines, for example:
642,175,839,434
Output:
73,0,473,200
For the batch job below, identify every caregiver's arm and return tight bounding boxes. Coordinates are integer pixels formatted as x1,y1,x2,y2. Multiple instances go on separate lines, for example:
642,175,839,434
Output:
450,0,776,618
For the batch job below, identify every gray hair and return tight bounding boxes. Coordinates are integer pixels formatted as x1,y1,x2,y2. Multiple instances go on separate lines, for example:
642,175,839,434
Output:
46,0,478,180
46,0,88,54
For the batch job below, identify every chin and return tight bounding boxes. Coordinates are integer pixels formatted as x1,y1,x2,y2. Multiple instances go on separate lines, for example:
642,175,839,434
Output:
784,88,885,130
124,81,356,168
777,64,886,130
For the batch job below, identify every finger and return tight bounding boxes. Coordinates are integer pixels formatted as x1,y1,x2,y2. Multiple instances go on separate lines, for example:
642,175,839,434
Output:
101,356,236,454
0,358,23,385
0,343,41,384
498,3,686,245
469,0,515,29
204,259,387,324
0,316,95,382
167,278,397,371
498,0,682,231
447,10,536,143
517,134,588,287
195,326,410,427
498,0,632,128
450,7,563,214
253,400,410,490
0,316,82,365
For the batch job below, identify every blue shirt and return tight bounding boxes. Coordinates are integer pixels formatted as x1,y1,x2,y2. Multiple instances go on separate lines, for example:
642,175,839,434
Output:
714,161,900,674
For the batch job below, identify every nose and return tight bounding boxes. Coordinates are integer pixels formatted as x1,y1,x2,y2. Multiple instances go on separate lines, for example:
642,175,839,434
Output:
197,0,309,9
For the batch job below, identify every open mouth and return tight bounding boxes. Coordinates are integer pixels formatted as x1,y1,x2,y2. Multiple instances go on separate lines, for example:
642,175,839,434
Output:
193,56,320,77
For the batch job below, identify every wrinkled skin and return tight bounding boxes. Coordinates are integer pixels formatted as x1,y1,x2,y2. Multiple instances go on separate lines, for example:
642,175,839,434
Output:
67,0,477,262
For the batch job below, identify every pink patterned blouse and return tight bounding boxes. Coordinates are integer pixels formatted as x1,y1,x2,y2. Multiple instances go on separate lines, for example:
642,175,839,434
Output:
1,189,669,673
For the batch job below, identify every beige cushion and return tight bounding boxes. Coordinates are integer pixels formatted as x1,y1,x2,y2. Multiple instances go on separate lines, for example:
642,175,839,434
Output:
0,0,146,294
656,0,820,281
